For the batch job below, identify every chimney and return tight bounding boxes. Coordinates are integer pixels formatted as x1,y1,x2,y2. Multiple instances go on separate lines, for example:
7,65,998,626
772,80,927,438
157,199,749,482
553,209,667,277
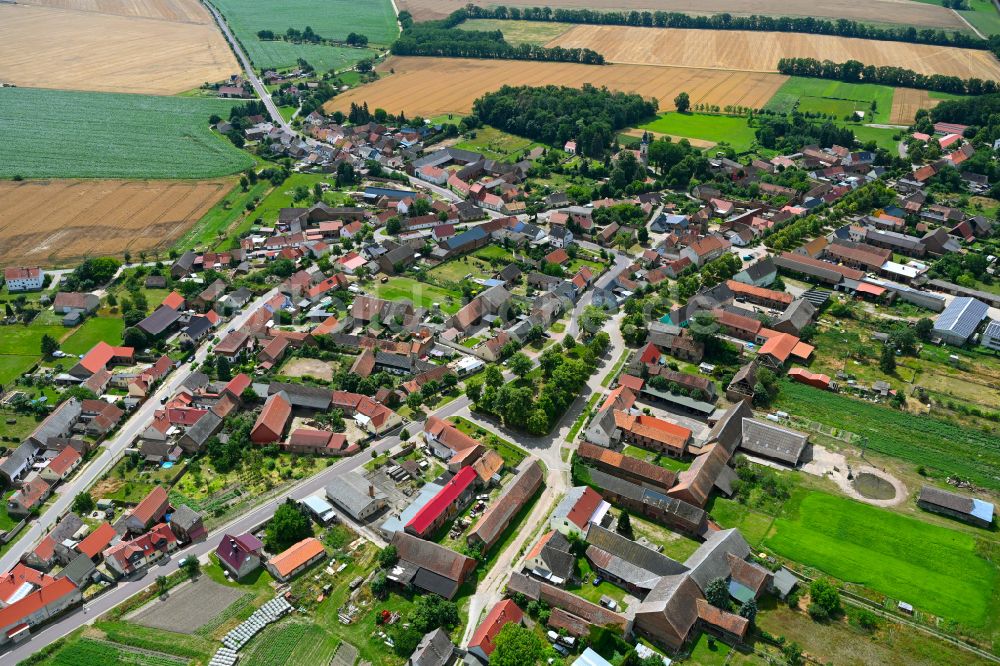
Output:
368,484,375,498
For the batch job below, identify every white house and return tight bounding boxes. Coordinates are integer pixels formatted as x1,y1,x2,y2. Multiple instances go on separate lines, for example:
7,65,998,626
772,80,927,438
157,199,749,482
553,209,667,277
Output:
4,267,44,292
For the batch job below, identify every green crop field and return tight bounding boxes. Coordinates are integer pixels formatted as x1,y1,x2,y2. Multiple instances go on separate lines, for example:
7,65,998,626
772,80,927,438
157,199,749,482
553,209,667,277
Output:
773,381,1000,489
0,88,253,179
211,0,394,70
912,0,1000,36
371,277,463,314
765,491,999,631
60,317,124,356
764,78,895,123
639,113,758,151
43,637,183,665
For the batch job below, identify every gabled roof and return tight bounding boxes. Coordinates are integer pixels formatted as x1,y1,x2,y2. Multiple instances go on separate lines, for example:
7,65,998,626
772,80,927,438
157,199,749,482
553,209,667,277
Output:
0,577,77,632
469,599,523,656
267,537,325,578
130,485,168,527
406,467,477,535
76,522,117,559
740,418,809,464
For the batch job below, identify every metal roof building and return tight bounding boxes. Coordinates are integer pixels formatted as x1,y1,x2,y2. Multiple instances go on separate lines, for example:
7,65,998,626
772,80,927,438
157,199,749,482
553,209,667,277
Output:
932,296,989,346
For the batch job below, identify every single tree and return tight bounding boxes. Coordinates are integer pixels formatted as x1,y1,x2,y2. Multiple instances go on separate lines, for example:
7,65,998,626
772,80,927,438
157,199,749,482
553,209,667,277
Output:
616,510,633,539
739,597,758,626
40,334,59,358
490,623,544,666
264,502,313,553
72,492,95,514
508,352,533,378
182,556,200,579
377,545,398,569
156,575,169,596
879,344,896,374
705,577,731,611
216,355,232,381
674,91,691,113
405,390,423,412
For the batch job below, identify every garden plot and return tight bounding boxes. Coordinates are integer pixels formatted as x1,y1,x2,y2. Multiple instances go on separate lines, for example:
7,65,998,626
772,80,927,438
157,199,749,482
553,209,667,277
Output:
132,578,247,634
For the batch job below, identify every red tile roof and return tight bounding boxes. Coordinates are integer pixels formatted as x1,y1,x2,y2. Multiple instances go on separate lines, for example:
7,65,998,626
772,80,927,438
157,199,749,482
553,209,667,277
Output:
0,564,55,605
469,599,523,656
161,292,185,310
77,341,135,375
0,577,77,632
567,487,604,530
614,412,692,450
406,467,478,536
267,537,326,578
251,392,291,443
45,447,81,477
130,486,168,527
76,522,117,559
224,373,252,398
544,248,570,265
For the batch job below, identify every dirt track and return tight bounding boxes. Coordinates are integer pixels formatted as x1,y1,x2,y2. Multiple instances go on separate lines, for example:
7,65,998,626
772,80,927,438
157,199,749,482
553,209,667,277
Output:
326,56,788,117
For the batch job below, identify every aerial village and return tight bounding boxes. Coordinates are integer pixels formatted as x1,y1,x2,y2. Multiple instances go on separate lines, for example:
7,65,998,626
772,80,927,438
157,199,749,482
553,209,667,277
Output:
1,61,1000,666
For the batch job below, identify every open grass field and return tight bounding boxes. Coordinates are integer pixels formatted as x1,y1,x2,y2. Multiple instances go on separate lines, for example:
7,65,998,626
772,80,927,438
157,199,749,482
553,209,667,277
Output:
544,25,1000,80
454,125,545,160
639,113,757,151
211,0,394,70
0,355,37,387
765,490,999,632
0,0,238,95
60,318,125,356
0,88,252,179
327,56,787,117
458,18,573,44
773,381,1000,490
371,276,463,314
0,179,233,267
173,180,270,254
764,77,895,122
399,0,968,29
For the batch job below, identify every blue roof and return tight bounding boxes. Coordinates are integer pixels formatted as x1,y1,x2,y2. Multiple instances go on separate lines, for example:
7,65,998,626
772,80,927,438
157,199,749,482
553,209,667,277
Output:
728,579,755,604
364,186,416,199
971,499,995,524
380,482,443,534
933,296,989,339
446,225,487,249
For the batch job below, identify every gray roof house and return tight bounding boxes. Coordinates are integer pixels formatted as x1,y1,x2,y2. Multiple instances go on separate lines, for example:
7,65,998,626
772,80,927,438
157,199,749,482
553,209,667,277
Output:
408,628,455,666
326,473,387,522
917,486,994,528
739,418,809,465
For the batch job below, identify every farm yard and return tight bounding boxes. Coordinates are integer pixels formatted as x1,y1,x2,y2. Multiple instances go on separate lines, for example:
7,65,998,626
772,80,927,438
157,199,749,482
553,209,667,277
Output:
211,0,395,71
543,25,1000,80
0,1,238,95
327,56,788,118
0,179,234,266
397,0,969,29
0,89,253,179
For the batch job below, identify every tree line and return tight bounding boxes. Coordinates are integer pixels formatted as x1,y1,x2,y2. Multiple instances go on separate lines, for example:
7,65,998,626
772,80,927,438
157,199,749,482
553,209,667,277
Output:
256,27,369,47
777,57,996,96
455,6,988,51
391,22,603,63
471,84,657,157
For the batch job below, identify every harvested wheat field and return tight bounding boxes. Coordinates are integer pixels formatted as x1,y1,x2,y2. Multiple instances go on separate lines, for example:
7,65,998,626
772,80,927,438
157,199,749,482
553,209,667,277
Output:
890,88,945,125
545,25,1000,80
0,180,232,267
0,1,238,94
398,0,967,29
17,0,210,22
327,57,787,117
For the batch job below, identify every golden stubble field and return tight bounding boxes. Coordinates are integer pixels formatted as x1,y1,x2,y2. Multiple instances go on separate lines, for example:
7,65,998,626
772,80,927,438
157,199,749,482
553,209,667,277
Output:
326,56,788,117
890,88,945,125
544,25,1000,81
0,180,232,267
398,0,967,29
0,0,238,95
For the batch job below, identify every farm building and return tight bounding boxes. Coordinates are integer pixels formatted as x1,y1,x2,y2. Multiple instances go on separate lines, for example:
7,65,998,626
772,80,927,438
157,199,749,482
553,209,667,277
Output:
933,297,989,346
266,537,326,582
739,418,809,465
917,486,994,528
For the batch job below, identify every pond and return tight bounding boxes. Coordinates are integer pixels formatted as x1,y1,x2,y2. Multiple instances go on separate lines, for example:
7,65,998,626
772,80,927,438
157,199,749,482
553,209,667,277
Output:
853,472,897,500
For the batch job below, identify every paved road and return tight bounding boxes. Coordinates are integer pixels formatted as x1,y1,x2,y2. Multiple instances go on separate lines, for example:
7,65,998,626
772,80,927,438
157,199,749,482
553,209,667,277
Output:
202,1,291,133
0,288,279,575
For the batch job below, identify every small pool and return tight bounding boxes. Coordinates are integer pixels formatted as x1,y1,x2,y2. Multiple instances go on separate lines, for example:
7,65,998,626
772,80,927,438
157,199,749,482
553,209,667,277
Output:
161,462,174,469
853,472,896,500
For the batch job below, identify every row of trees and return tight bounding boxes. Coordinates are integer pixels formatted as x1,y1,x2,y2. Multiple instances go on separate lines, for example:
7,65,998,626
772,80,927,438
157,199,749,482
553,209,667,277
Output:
777,58,997,96
456,6,986,50
391,24,603,64
256,27,368,47
471,84,658,157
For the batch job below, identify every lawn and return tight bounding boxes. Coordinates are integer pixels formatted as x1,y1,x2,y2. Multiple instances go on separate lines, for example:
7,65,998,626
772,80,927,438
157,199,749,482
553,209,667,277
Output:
687,631,731,665
621,445,691,473
0,88,253,179
764,77,895,123
454,125,545,161
60,317,124,356
765,490,999,631
251,172,353,224
639,112,758,151
424,246,515,287
458,19,573,45
704,496,774,547
0,354,36,386
773,381,1000,490
850,124,900,151
371,276,463,314
450,416,529,469
212,0,394,70
568,556,630,610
